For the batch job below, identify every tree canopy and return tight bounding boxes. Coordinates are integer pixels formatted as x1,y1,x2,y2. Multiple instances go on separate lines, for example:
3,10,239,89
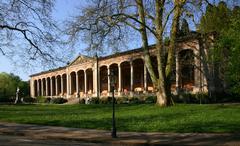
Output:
0,72,29,101
199,2,240,96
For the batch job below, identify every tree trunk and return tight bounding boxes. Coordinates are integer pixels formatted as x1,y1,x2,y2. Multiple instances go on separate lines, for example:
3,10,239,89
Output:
156,0,185,107
156,78,173,106
154,0,169,107
136,0,158,85
137,0,185,107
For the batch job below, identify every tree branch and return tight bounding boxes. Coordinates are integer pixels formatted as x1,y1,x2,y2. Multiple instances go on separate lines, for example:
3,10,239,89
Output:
0,48,5,55
111,13,157,37
0,24,54,61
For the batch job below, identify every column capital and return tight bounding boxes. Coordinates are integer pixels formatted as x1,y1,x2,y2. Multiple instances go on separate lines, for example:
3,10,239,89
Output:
130,60,133,65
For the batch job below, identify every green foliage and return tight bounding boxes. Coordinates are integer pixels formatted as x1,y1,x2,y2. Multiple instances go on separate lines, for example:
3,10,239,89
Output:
216,7,240,95
36,96,51,103
199,2,231,34
50,97,68,104
77,96,158,105
0,72,29,102
21,97,36,103
116,96,128,104
145,96,157,103
177,18,190,37
36,96,45,103
99,97,112,104
181,19,190,35
163,37,170,46
199,2,240,95
89,97,100,104
176,93,210,104
79,98,85,104
0,72,19,98
0,96,14,103
36,96,67,104
0,104,240,133
128,97,142,104
18,81,30,98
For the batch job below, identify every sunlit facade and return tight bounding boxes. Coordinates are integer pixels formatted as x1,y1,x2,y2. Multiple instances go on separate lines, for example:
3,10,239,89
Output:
30,33,208,99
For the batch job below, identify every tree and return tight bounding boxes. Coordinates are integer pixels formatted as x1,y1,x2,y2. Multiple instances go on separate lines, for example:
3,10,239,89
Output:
0,72,29,102
66,0,186,106
217,6,240,95
199,1,231,34
198,1,240,97
178,18,190,36
0,0,65,67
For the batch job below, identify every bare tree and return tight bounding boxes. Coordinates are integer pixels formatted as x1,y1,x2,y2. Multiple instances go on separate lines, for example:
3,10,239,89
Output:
0,0,67,68
66,0,187,107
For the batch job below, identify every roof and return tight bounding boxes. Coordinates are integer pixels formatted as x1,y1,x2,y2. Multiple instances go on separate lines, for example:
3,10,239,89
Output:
30,66,66,77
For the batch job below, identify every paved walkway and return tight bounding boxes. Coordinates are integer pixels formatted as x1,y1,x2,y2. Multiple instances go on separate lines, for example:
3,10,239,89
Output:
0,122,239,146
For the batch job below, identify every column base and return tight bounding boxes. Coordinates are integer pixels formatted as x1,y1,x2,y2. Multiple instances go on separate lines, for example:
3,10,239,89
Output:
118,91,122,96
130,91,134,97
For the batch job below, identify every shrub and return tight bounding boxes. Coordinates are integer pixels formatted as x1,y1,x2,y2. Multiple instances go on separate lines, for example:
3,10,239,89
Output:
129,97,142,104
195,93,209,104
36,96,46,103
22,97,36,103
36,96,53,104
89,97,99,104
0,96,14,103
50,97,68,104
174,93,210,104
116,96,128,104
99,97,112,104
145,96,157,103
44,97,51,103
79,98,85,104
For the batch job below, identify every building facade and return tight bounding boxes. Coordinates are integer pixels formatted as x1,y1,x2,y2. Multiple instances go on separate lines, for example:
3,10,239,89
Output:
30,34,208,99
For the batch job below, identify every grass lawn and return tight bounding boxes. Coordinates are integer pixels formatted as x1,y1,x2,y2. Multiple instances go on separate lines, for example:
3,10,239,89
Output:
0,103,239,133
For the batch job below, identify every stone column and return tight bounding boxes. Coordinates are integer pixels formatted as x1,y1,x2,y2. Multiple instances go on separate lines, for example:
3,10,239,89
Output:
84,70,87,95
118,64,122,96
107,66,111,95
96,56,100,98
66,68,70,98
61,76,64,96
194,43,201,93
50,78,53,97
30,79,34,97
144,64,147,93
37,80,39,96
176,53,180,94
69,74,72,95
130,61,134,96
41,79,44,96
46,78,49,96
55,77,58,96
76,72,79,97
93,62,99,97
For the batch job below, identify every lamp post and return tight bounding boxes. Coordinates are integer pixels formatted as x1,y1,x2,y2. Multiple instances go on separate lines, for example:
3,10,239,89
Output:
109,69,117,138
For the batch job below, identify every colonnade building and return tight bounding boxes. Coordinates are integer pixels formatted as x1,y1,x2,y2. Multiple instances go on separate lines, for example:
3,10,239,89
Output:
30,33,208,99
